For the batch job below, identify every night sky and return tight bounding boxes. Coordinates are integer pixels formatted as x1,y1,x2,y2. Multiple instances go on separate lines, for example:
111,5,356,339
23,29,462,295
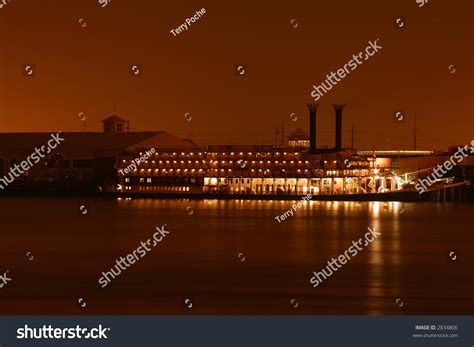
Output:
0,0,472,150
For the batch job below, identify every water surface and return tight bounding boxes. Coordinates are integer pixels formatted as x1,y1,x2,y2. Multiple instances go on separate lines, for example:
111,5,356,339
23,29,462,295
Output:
0,198,473,315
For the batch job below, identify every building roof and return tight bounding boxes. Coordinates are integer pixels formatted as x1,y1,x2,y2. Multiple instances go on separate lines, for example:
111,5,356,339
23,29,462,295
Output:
0,131,199,159
102,115,128,123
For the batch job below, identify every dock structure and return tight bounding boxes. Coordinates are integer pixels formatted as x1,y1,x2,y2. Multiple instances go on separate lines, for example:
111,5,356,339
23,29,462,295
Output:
421,181,472,202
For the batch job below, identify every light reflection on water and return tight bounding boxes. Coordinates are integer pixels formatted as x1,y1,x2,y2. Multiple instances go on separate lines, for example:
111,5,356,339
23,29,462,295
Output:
0,197,472,315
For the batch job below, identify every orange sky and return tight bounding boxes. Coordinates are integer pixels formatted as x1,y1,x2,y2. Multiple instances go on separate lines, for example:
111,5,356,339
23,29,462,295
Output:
0,0,472,150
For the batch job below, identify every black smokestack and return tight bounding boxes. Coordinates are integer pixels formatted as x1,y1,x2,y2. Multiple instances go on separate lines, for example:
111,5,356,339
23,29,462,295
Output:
307,103,319,153
333,104,345,151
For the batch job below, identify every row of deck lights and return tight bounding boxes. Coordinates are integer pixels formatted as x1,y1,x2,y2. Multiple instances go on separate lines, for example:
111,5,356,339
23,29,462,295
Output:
121,167,365,178
124,168,347,178
131,168,313,173
137,151,303,158
121,159,346,167
118,152,371,178
134,151,370,166
120,163,365,175
122,160,313,165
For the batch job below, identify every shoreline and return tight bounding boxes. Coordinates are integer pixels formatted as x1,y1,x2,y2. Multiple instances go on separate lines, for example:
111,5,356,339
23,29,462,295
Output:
1,188,472,202
0,191,434,202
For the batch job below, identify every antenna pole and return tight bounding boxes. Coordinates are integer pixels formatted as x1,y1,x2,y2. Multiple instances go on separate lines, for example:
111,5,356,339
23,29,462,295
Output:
351,123,354,149
412,115,419,150
281,124,284,147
